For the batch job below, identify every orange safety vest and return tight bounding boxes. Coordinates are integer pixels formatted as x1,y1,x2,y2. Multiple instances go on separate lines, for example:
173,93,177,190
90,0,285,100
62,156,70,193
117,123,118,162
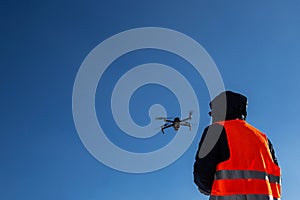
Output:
210,120,281,200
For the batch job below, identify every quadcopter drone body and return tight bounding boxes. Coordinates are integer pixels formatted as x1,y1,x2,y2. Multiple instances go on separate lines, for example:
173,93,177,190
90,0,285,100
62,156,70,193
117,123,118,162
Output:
156,112,192,134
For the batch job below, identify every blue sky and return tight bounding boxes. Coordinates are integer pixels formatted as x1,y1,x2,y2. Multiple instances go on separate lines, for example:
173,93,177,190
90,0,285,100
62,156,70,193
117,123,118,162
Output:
1,0,300,199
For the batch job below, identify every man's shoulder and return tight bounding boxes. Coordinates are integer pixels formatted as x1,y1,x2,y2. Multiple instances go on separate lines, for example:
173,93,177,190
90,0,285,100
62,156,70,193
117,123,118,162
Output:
203,122,226,138
243,121,268,137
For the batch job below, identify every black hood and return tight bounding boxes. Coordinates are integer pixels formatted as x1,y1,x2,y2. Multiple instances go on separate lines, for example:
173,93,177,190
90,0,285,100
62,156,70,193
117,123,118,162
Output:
209,91,248,122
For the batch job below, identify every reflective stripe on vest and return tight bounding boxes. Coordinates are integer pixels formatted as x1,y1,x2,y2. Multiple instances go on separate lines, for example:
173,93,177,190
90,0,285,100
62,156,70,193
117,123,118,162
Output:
210,194,280,200
215,170,281,185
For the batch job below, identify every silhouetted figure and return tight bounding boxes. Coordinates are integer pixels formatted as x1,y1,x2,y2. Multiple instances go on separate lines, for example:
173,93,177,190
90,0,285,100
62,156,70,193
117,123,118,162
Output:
193,91,281,200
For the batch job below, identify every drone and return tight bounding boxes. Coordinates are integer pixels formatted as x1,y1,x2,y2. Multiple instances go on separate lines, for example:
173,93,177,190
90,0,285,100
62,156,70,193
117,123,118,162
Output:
156,112,193,134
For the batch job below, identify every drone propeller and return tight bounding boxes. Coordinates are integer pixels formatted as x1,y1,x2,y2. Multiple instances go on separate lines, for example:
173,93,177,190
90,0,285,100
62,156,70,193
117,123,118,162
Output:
188,111,193,119
155,117,174,122
155,117,167,120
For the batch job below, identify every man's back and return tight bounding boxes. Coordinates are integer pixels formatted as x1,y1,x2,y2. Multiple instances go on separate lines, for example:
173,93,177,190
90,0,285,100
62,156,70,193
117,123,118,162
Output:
210,120,281,199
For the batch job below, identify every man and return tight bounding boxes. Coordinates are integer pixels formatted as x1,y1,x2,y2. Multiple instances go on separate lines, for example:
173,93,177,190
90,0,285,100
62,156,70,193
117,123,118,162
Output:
193,91,281,200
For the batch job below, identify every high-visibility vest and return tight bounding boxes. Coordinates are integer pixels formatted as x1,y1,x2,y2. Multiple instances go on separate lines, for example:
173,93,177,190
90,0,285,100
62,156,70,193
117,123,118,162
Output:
210,120,281,200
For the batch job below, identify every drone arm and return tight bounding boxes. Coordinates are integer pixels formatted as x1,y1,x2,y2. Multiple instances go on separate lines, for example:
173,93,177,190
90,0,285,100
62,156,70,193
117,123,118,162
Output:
181,117,191,122
180,122,192,131
181,118,188,122
181,112,193,122
181,122,190,126
161,124,173,133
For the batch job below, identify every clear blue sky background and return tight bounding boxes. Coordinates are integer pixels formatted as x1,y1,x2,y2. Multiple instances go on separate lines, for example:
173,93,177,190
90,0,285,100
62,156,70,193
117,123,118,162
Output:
1,0,300,199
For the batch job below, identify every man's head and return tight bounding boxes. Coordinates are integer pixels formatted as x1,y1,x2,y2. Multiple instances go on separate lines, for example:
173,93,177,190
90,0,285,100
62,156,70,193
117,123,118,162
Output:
209,91,248,122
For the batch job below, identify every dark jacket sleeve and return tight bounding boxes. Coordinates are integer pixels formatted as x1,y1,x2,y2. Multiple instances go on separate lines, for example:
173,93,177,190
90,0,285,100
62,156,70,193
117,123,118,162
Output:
193,123,230,195
268,139,279,166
